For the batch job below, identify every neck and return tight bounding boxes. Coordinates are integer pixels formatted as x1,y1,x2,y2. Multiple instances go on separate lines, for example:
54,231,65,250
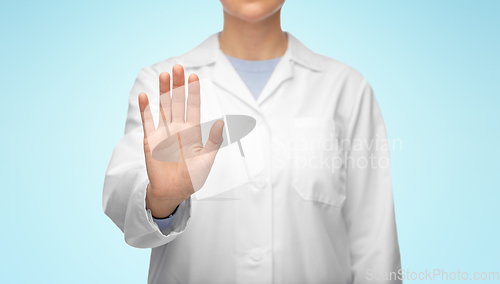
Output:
219,10,287,60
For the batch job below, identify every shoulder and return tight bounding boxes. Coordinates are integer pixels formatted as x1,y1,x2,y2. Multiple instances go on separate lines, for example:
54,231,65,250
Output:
305,47,377,123
288,33,368,87
316,53,368,88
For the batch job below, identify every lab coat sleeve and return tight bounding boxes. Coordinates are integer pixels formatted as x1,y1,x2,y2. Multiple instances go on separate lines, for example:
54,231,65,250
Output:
342,80,402,283
102,67,192,249
152,201,183,230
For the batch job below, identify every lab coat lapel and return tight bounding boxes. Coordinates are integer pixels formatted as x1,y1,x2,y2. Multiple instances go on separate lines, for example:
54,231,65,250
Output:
211,49,261,113
193,33,301,112
256,46,293,106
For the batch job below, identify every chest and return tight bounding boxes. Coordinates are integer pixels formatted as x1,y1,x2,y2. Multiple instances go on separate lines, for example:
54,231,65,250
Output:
194,74,346,207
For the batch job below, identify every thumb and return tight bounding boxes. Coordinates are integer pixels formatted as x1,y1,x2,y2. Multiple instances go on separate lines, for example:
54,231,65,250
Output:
204,120,225,153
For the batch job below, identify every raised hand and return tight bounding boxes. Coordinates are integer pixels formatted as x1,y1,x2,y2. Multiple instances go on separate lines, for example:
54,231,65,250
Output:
138,64,225,218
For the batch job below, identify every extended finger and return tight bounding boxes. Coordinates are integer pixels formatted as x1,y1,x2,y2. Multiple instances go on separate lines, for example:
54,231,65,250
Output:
203,120,225,154
171,64,186,123
159,72,171,127
138,93,155,142
186,74,201,125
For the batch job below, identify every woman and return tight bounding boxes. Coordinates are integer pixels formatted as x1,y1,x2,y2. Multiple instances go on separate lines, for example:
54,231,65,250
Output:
103,0,401,283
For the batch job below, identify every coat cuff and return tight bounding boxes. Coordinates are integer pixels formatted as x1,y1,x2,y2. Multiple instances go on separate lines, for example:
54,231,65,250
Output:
142,181,192,238
124,178,192,248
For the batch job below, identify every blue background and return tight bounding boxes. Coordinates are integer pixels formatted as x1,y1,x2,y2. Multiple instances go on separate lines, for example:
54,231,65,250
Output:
1,0,498,282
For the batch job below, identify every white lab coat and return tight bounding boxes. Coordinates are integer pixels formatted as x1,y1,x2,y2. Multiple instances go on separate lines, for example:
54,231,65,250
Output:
103,32,401,284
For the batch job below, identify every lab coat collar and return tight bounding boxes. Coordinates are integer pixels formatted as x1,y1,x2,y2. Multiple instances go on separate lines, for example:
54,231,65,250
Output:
180,32,322,113
181,32,323,72
210,44,292,112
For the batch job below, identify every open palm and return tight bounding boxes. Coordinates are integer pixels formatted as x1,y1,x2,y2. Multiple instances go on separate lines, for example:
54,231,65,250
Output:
139,64,224,218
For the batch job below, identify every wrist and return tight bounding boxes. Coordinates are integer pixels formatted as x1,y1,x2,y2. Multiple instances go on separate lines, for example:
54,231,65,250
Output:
145,184,185,218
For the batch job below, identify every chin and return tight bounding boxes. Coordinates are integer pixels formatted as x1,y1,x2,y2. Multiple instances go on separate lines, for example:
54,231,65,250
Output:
221,0,285,22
